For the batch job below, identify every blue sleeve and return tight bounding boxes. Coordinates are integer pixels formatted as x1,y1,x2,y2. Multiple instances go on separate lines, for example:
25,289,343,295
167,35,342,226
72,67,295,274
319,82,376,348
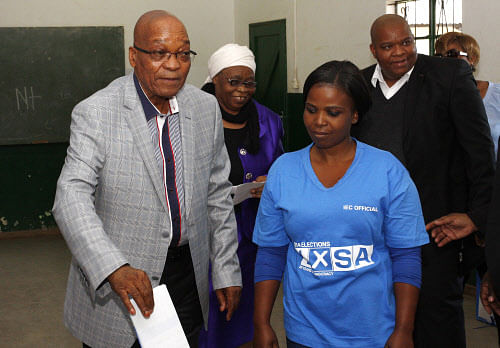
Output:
254,245,288,283
389,246,422,288
253,160,289,247
383,160,429,248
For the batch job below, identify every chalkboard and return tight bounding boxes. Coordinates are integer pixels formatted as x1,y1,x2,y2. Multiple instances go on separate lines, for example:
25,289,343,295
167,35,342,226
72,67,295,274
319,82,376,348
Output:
0,27,125,145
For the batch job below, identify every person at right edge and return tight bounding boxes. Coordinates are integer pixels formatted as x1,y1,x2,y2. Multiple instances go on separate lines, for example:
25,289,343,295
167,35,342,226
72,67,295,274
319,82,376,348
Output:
434,31,500,344
482,140,500,323
351,14,495,348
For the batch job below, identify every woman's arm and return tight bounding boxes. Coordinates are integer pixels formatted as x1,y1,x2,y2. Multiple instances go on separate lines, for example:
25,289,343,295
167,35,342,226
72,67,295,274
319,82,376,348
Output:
253,245,287,348
385,282,419,348
385,246,421,348
254,280,281,348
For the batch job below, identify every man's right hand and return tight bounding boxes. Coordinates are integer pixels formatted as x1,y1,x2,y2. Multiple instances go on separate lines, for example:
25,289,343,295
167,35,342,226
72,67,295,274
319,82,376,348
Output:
107,265,154,318
253,323,279,348
426,213,477,247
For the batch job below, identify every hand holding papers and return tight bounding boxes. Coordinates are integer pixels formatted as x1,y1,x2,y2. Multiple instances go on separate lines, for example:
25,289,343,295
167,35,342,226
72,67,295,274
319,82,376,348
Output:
130,284,189,348
231,181,265,205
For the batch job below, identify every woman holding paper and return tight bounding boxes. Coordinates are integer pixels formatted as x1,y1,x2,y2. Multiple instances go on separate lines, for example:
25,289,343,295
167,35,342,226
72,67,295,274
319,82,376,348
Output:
199,43,284,348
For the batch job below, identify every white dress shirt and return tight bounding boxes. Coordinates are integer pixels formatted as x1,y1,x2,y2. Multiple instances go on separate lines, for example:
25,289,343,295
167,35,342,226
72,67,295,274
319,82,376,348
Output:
371,63,415,100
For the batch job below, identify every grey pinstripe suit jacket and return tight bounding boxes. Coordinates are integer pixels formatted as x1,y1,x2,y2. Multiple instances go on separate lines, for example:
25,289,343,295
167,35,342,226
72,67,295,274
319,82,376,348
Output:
53,73,241,348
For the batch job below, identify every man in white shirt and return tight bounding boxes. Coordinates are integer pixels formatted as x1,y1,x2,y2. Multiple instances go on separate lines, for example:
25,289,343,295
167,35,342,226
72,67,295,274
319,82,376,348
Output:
352,14,495,348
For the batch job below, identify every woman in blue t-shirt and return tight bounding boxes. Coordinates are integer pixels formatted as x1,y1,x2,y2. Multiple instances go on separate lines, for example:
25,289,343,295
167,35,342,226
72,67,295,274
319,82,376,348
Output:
252,60,429,348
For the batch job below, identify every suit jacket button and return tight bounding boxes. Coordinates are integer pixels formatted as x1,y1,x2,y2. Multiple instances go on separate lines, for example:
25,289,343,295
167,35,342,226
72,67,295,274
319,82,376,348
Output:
152,276,159,280
245,172,253,180
240,148,247,156
162,232,169,238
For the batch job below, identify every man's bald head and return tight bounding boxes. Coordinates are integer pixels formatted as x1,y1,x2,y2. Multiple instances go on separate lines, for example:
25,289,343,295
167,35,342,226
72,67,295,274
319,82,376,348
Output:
133,10,186,45
129,10,192,108
369,14,417,87
370,14,412,45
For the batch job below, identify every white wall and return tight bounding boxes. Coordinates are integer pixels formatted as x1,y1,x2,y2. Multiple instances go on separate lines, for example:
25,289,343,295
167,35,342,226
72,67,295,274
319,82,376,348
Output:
296,0,384,89
463,0,500,82
234,0,293,90
0,0,235,87
235,0,500,89
235,0,385,92
2,0,497,88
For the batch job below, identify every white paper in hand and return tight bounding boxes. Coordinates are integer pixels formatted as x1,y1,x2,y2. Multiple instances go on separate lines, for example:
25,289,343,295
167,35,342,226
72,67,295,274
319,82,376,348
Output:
130,284,189,348
231,181,265,205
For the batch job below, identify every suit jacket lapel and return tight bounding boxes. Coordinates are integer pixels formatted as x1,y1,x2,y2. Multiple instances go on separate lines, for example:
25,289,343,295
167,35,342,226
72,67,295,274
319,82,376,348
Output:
362,65,376,90
177,86,195,222
122,74,170,214
403,55,426,148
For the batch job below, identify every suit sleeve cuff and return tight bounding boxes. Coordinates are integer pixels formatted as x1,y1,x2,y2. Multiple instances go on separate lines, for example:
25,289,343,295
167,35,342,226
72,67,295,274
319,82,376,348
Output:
468,209,487,238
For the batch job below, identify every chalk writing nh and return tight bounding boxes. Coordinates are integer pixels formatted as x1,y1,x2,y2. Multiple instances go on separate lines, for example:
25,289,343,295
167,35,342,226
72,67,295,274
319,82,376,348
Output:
16,87,41,111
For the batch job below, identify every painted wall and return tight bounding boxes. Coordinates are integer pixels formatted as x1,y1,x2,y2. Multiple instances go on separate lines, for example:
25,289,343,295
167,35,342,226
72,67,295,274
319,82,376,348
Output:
235,0,385,93
0,0,235,87
0,0,497,112
463,0,500,82
295,0,384,90
2,0,495,115
235,0,500,89
234,0,294,90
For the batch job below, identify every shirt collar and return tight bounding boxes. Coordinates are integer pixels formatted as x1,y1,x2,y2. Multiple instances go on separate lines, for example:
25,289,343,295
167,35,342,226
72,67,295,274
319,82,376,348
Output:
133,73,179,122
371,63,414,88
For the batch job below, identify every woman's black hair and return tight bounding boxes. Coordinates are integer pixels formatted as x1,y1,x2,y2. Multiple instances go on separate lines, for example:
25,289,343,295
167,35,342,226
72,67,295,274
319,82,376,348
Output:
303,60,371,120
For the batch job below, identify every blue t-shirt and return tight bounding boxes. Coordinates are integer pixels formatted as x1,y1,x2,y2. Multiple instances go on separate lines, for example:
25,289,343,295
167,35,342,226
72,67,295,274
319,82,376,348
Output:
253,141,429,348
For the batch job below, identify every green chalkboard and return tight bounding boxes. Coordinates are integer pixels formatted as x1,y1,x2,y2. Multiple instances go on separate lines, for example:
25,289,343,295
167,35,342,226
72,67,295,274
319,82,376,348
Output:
0,26,125,145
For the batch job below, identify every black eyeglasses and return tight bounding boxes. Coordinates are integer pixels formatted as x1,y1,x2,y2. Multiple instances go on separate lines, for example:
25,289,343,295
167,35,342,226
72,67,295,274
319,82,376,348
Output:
226,78,257,88
436,49,468,58
133,45,197,63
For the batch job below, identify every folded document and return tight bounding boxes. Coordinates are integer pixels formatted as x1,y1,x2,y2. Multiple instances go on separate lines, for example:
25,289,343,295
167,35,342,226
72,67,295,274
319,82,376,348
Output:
130,284,189,348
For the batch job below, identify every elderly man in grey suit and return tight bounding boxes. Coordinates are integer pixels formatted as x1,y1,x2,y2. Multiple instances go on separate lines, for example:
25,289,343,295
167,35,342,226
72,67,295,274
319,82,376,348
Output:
53,10,242,348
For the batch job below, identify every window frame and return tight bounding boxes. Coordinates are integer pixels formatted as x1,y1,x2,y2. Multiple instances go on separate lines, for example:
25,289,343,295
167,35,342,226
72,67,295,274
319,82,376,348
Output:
387,0,461,55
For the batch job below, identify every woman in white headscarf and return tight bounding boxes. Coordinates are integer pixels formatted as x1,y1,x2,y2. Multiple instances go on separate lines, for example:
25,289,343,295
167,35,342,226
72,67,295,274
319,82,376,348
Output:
198,43,284,348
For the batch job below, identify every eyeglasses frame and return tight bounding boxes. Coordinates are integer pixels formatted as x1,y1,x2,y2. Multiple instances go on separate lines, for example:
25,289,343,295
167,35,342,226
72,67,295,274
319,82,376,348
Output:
224,77,257,89
133,44,197,62
435,49,468,59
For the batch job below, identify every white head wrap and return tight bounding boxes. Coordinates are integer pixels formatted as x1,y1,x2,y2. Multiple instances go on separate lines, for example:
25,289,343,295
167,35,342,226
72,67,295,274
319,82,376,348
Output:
205,43,256,84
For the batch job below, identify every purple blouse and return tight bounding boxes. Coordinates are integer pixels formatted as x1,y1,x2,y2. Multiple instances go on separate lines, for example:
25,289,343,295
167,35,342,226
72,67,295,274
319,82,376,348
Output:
199,100,284,348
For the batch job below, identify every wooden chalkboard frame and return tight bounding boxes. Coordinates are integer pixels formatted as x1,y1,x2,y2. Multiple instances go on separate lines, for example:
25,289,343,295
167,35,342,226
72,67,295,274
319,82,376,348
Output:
0,26,125,145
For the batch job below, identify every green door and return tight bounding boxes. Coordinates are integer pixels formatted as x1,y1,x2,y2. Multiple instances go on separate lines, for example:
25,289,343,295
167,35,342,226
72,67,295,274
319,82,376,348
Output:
249,20,289,149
